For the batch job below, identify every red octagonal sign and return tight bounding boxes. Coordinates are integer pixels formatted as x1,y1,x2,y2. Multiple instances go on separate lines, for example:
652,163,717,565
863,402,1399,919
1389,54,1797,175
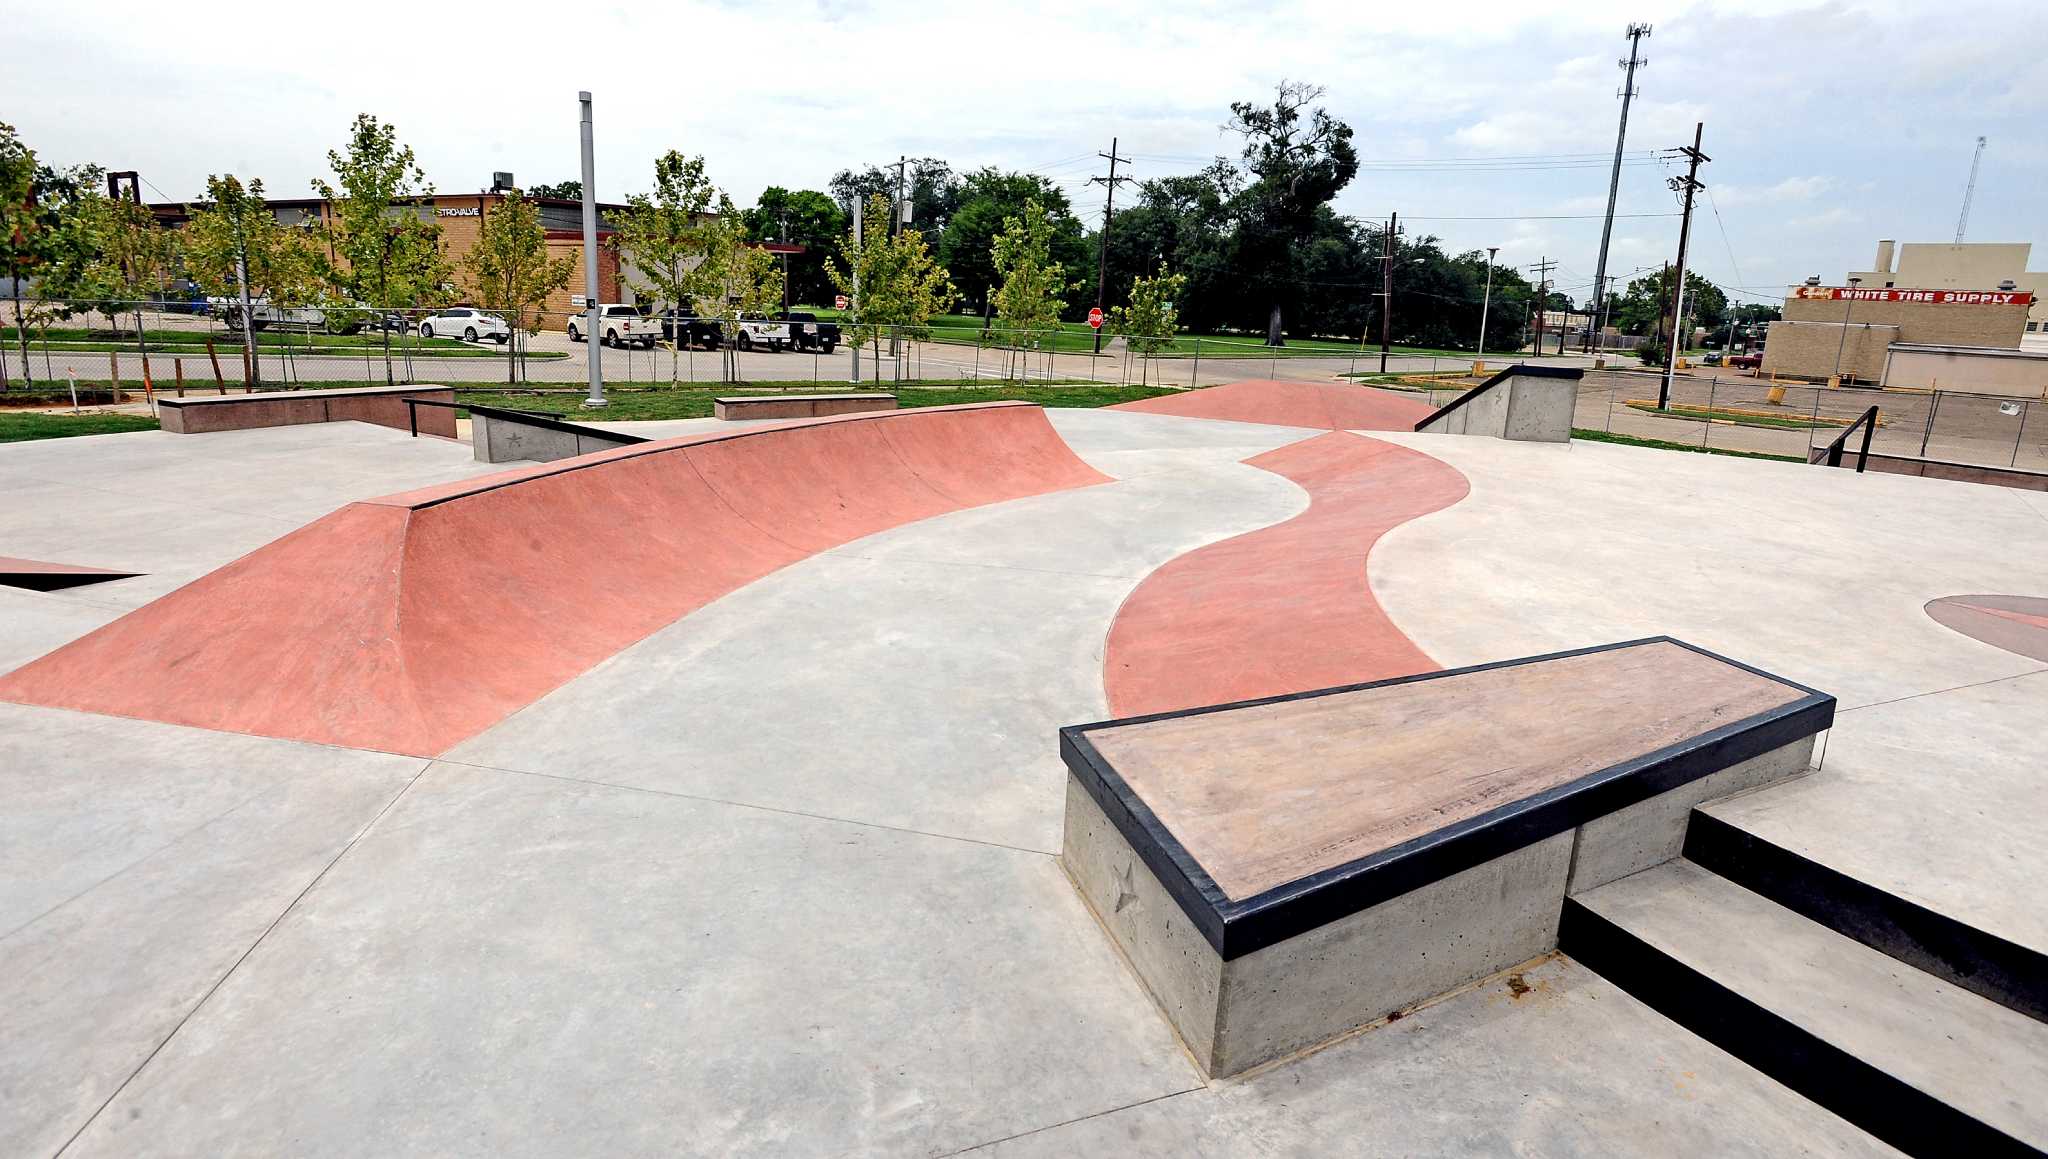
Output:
1087,307,1104,329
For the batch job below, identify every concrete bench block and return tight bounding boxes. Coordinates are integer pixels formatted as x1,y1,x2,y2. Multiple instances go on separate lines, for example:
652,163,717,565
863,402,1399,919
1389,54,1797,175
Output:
1059,638,1832,1077
1415,364,1580,443
157,385,455,436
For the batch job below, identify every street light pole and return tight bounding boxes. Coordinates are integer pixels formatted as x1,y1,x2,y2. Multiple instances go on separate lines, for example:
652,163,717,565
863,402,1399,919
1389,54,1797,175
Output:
1832,276,1862,385
1379,212,1396,374
578,91,605,409
1476,247,1497,361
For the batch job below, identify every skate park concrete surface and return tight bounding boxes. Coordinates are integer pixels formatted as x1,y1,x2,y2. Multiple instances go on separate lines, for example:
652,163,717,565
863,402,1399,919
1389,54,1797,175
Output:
1,380,2042,1156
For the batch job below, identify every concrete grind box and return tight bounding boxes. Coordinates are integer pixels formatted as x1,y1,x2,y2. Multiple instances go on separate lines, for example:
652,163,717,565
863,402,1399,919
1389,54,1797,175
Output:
1059,638,1832,1077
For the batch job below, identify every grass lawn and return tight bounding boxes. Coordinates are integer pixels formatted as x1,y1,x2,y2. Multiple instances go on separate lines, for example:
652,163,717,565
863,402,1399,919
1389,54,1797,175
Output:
452,381,1176,422
1572,428,1805,462
795,308,1475,360
0,411,159,442
1622,400,1829,430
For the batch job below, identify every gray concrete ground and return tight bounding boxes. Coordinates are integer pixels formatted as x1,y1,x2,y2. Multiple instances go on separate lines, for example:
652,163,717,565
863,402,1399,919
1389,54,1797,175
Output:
10,403,2043,1154
1369,430,2048,961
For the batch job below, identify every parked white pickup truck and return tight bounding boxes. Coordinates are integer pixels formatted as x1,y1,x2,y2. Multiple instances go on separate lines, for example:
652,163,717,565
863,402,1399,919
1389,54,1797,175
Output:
732,312,791,353
568,303,662,349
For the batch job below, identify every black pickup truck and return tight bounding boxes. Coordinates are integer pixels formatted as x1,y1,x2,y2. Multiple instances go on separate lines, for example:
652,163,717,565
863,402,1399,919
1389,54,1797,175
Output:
659,308,723,350
781,311,840,354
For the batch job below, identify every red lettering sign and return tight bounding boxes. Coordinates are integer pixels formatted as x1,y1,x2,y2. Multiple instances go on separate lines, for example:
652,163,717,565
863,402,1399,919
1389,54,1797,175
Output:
1792,285,2033,306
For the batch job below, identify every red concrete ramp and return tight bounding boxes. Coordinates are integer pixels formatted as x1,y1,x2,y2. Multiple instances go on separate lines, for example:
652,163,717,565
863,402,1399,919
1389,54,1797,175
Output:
1104,431,1467,717
0,402,1109,756
1110,379,1435,431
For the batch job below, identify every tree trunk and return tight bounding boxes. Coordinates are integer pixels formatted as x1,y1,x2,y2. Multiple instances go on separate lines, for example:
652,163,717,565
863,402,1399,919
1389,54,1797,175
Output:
1265,303,1284,347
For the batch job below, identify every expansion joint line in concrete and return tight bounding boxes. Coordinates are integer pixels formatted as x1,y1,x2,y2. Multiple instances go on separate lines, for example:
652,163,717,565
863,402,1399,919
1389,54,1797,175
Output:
934,1086,1205,1157
50,760,434,1159
433,758,1064,859
1834,665,2048,716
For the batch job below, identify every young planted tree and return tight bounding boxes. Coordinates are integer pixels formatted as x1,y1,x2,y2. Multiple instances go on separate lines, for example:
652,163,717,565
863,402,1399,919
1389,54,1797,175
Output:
0,123,39,388
461,189,574,386
313,114,451,383
691,193,783,382
824,194,956,377
184,175,319,386
1108,264,1187,384
987,199,1071,378
612,151,715,382
66,191,181,361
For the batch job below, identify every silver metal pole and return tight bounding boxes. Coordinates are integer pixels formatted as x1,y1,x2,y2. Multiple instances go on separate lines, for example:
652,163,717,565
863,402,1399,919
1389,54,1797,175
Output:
1476,247,1496,360
849,202,862,384
578,91,605,409
1831,279,1860,385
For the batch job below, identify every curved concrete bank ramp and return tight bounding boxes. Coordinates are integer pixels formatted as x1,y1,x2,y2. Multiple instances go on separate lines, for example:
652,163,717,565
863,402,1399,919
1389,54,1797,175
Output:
1105,431,1467,716
0,402,1109,756
1110,379,1435,431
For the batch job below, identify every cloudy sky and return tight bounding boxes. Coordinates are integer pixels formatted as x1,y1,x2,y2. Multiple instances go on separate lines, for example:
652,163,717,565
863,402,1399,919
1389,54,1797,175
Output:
5,0,2042,307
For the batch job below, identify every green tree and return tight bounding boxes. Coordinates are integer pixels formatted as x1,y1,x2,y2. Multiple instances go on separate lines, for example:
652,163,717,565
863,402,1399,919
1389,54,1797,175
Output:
939,169,1088,314
56,191,180,352
525,180,582,201
184,174,320,385
987,199,1072,378
313,114,451,383
10,163,105,373
1224,81,1358,345
825,194,956,375
742,187,845,308
0,123,41,388
613,151,716,382
1108,264,1187,383
1615,268,1726,340
461,189,574,385
692,193,783,382
830,159,958,234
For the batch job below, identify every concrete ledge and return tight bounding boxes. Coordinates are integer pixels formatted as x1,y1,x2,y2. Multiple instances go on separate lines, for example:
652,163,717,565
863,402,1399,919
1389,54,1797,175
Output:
713,393,897,421
1058,637,1832,1076
1415,364,1580,442
157,385,456,437
470,405,648,464
1808,447,2048,492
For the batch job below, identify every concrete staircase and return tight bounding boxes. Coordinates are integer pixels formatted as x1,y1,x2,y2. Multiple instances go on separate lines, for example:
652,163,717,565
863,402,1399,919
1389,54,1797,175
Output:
1563,816,2048,1157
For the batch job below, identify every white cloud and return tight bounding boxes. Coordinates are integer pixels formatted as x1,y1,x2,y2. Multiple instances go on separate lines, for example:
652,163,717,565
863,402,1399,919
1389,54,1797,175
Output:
1713,176,1834,206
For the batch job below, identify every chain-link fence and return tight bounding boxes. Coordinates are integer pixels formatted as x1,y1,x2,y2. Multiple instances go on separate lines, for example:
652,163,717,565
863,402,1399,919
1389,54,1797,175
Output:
1,297,1535,398
1440,369,2045,473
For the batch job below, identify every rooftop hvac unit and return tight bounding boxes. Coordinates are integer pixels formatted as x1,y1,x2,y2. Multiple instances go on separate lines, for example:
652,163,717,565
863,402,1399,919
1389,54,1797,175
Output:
492,171,515,192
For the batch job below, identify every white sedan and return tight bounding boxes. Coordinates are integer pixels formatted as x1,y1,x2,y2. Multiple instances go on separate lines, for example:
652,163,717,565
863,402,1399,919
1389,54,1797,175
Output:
418,308,510,343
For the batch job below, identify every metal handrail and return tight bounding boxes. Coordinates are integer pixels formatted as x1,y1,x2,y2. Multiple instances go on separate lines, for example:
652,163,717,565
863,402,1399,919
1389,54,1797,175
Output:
1818,405,1880,473
401,396,647,444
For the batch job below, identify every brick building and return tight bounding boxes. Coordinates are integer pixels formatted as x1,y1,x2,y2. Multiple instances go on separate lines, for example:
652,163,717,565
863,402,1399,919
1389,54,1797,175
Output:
150,188,636,323
1761,284,2030,383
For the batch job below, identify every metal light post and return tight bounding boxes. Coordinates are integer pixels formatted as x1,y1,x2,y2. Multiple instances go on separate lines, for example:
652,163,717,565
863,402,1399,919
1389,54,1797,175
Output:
1476,246,1498,360
578,91,605,409
1831,276,1861,386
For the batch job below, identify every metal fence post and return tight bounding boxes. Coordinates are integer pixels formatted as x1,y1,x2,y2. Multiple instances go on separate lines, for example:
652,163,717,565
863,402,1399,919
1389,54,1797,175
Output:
2013,400,2028,467
1920,391,1941,457
1191,336,1200,388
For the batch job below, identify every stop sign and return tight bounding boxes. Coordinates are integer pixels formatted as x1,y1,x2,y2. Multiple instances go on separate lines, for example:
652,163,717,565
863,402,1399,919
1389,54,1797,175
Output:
834,295,849,310
1087,307,1104,330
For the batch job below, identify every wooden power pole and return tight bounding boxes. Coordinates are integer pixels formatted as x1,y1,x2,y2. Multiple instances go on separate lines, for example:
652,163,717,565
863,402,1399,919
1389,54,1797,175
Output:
1659,123,1708,409
1088,138,1132,356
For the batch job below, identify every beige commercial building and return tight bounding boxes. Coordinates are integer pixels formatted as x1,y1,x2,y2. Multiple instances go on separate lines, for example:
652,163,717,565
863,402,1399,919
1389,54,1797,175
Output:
1847,239,2048,333
1880,344,2048,400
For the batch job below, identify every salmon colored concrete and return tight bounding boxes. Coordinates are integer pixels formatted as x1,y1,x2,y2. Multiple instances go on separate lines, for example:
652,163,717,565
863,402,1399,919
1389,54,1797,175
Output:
1104,431,1468,717
0,402,1109,756
1110,379,1435,431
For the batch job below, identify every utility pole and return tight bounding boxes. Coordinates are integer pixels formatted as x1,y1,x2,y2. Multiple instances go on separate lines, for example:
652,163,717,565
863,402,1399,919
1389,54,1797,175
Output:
1528,257,1556,356
1476,246,1498,360
1592,23,1651,354
1659,122,1708,410
889,157,907,357
850,202,862,384
578,91,605,409
1088,137,1133,355
1379,211,1397,373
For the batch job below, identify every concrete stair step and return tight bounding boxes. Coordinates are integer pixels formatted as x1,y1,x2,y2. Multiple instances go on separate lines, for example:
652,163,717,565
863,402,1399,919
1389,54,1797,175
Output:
1686,806,2048,1023
1563,859,2048,1157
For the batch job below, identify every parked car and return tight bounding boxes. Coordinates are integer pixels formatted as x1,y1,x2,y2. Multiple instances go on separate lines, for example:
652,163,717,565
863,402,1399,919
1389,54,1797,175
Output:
781,310,839,354
733,312,791,352
207,297,367,335
659,308,723,351
1726,350,1763,370
418,307,510,343
568,303,661,349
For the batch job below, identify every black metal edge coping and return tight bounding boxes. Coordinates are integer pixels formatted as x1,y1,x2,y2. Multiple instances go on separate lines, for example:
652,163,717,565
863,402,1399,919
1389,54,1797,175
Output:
1685,810,2048,1024
1558,898,2035,1158
391,400,1039,511
1057,637,1834,961
1411,362,1585,432
439,400,651,446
